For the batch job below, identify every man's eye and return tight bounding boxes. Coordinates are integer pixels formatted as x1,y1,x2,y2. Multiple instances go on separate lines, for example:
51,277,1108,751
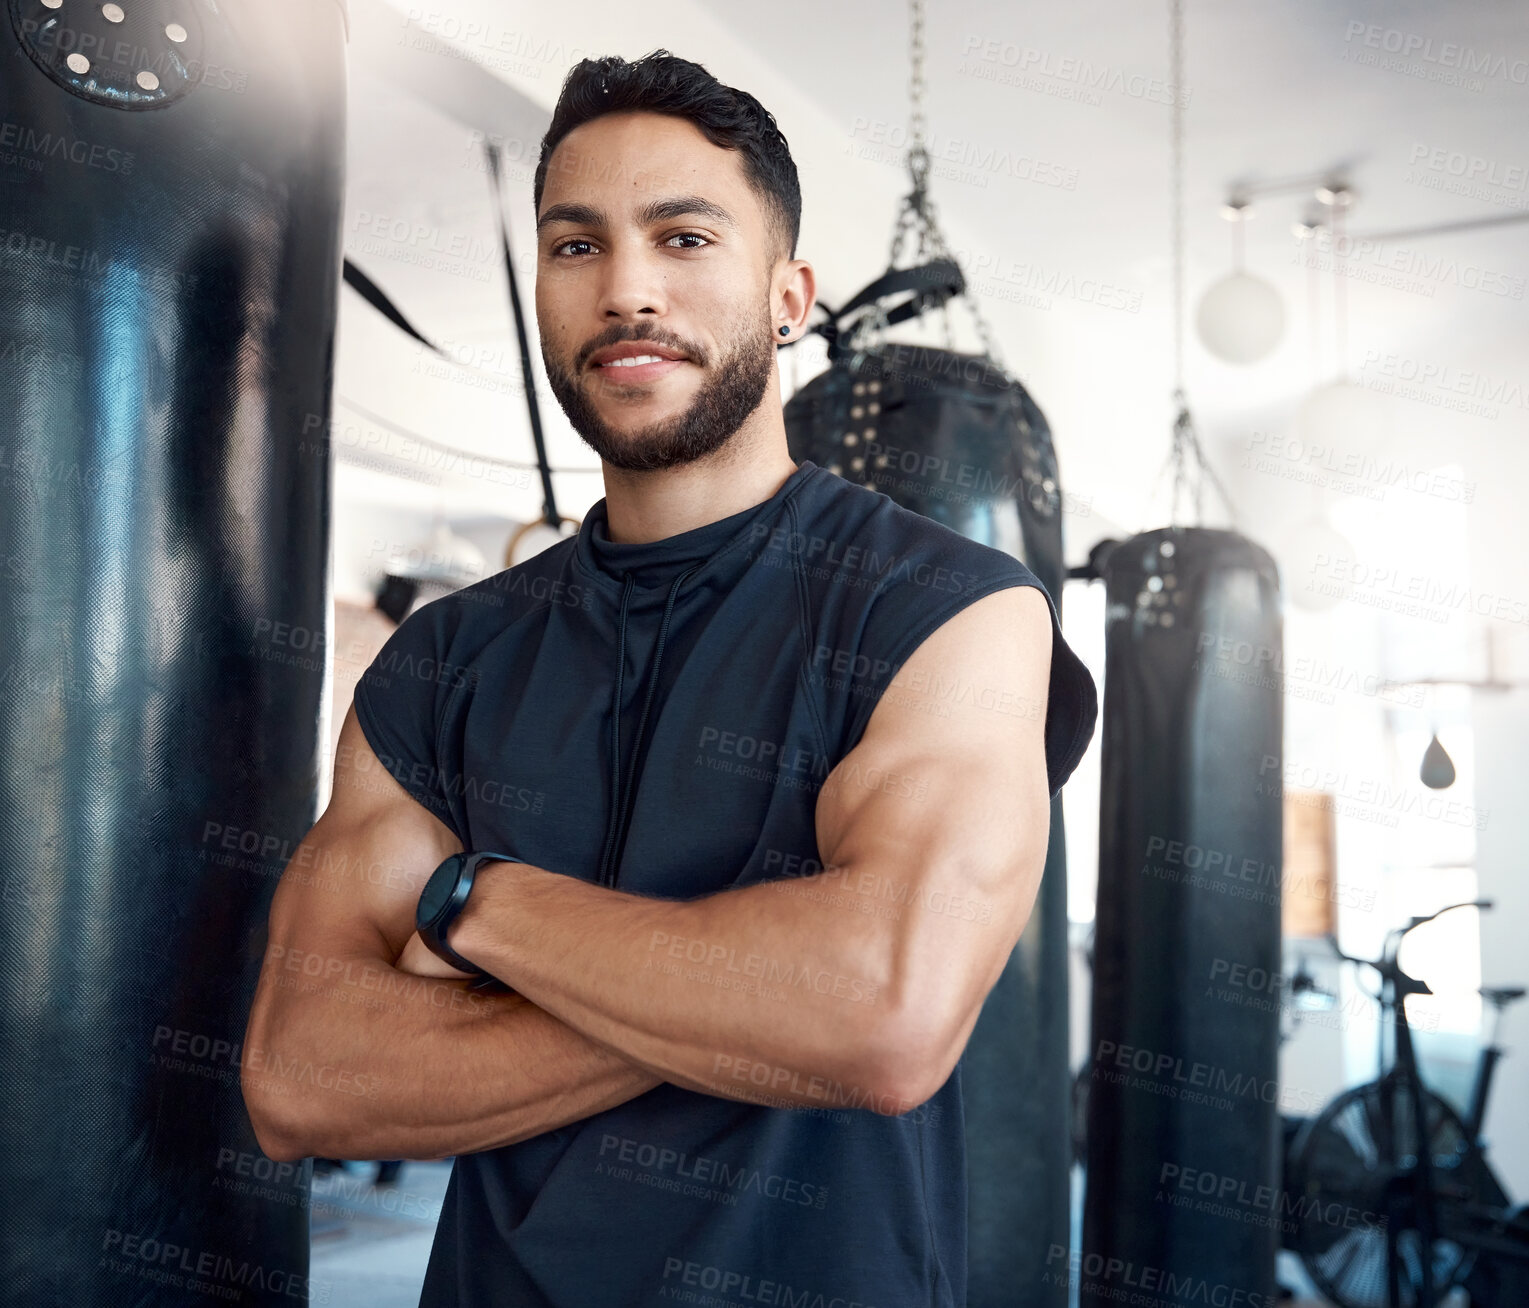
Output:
551,239,595,258
667,233,709,250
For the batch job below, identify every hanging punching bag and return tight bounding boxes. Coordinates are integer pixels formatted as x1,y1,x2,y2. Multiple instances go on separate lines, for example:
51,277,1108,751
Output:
1082,528,1283,1307
785,265,1080,1308
0,2,348,1303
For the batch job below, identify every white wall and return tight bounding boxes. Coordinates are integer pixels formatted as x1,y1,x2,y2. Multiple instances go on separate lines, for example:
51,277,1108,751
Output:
1467,432,1529,1199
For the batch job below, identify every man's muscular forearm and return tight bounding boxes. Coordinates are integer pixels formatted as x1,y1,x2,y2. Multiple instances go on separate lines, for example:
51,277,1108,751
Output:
246,956,662,1161
449,861,904,1111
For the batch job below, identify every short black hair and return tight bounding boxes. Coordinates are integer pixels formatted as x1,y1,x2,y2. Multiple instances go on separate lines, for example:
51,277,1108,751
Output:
534,49,802,265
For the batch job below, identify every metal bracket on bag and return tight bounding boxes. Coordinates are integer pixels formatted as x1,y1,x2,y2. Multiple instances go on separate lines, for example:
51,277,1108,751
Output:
808,258,966,363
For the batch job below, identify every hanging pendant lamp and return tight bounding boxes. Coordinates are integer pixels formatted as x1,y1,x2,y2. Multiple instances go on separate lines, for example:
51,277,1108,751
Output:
1196,200,1285,364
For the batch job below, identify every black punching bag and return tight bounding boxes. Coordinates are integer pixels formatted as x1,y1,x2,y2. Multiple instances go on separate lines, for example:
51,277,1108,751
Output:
0,2,348,1303
1082,528,1283,1306
785,342,1078,1308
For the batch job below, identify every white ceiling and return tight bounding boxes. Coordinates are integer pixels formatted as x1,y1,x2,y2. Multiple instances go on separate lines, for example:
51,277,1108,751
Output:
333,0,1529,563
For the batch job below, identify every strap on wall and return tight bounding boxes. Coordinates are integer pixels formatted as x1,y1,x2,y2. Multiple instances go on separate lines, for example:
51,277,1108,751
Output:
339,138,562,529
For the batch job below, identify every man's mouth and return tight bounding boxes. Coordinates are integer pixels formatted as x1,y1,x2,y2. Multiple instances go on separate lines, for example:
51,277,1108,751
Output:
600,353,678,369
590,354,690,383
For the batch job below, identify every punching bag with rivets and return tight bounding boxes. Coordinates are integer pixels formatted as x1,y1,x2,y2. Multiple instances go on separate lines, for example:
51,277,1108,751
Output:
0,1,348,1302
1082,527,1283,1308
786,339,1084,1308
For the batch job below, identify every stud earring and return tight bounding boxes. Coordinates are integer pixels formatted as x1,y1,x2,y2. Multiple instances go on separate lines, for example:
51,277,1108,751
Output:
778,324,791,337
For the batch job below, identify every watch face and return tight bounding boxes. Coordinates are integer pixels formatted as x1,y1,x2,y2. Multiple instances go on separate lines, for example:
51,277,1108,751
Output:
418,855,464,927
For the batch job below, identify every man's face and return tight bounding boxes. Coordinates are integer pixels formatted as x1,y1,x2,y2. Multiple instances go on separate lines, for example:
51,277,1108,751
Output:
534,111,782,472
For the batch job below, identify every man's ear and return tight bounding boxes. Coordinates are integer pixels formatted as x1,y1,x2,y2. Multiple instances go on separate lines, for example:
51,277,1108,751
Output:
773,258,816,336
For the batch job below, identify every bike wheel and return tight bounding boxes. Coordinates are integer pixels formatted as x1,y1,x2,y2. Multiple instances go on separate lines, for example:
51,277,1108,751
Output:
1461,1203,1529,1304
1286,1079,1475,1308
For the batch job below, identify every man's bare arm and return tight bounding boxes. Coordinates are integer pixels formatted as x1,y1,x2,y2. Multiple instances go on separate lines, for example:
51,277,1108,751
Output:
450,861,905,1113
240,704,663,1164
449,588,1054,1114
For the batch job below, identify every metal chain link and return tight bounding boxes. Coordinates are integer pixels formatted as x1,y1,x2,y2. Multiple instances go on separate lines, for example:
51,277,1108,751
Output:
1166,0,1191,524
903,0,956,348
1169,0,1185,400
871,0,1007,371
1161,0,1236,527
888,0,927,272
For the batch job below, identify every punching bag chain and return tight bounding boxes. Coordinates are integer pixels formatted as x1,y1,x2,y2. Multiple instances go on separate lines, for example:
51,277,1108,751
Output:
1160,0,1237,528
889,0,936,274
878,0,1006,371
1169,0,1187,402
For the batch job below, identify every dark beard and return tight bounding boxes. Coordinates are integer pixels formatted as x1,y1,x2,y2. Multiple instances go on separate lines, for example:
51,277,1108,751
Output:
542,314,776,473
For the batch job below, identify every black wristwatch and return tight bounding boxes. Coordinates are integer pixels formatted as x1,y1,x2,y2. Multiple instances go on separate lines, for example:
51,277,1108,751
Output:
416,850,521,976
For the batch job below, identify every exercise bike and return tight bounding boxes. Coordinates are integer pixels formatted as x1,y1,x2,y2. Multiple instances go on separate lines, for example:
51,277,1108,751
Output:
1284,900,1529,1306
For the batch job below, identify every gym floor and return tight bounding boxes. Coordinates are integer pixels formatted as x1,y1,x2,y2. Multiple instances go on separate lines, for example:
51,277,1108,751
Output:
304,1159,1371,1307
309,1160,453,1307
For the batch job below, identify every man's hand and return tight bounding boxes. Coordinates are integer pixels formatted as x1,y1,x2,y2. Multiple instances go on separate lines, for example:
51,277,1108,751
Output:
397,931,519,997
243,702,654,1162
396,930,477,979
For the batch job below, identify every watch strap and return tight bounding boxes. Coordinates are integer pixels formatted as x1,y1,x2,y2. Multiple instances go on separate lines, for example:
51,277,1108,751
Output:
418,850,521,976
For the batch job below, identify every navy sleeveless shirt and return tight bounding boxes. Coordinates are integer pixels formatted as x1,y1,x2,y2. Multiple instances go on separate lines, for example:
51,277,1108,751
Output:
351,459,1096,1307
